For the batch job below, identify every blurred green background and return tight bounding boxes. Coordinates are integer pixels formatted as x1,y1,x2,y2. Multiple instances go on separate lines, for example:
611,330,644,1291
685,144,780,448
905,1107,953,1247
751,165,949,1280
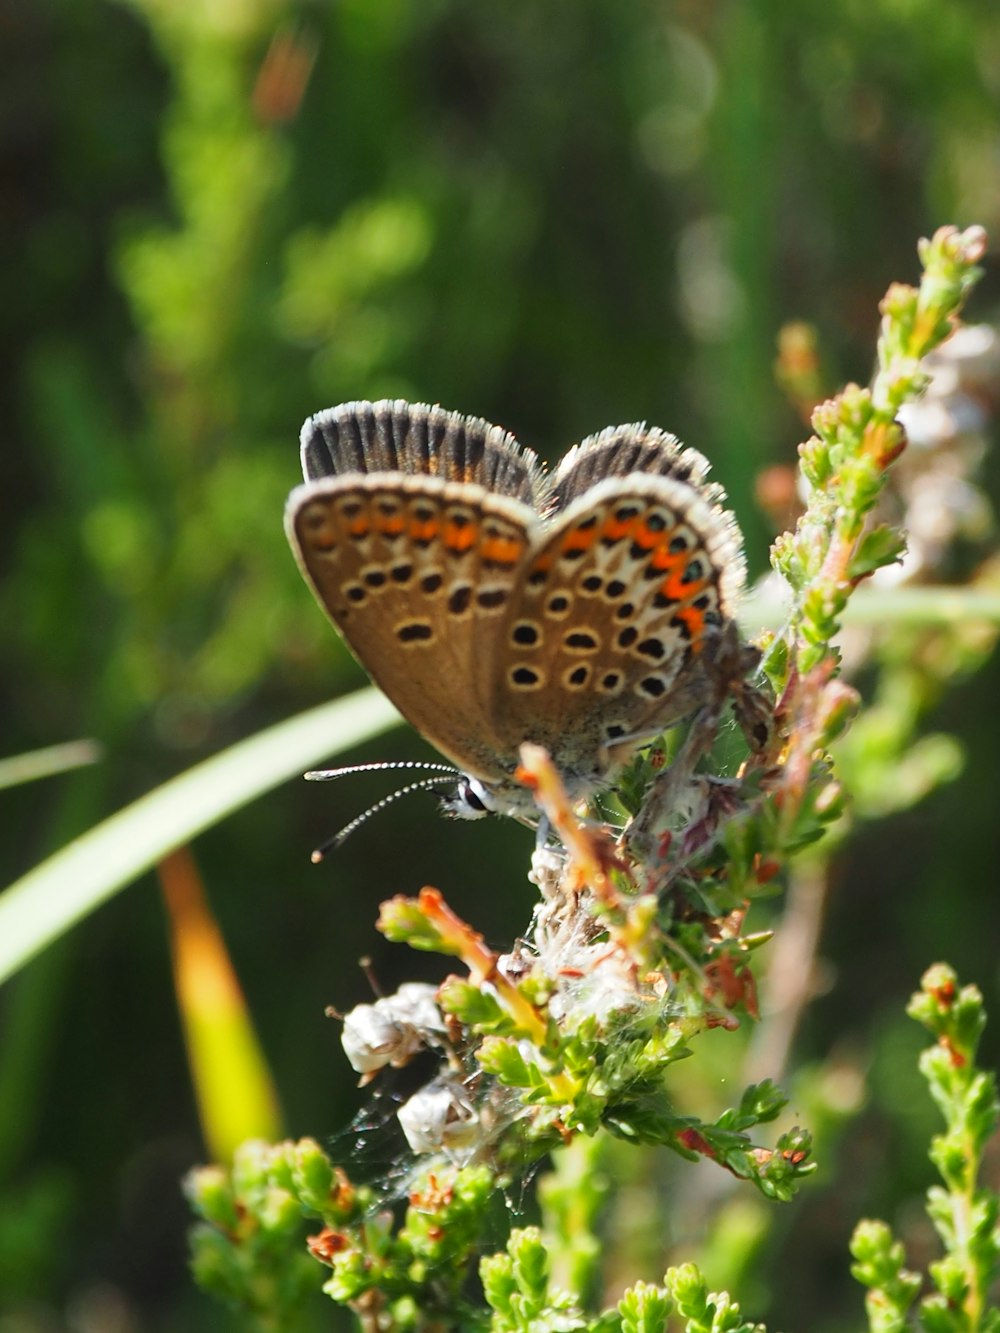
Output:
2,0,999,1328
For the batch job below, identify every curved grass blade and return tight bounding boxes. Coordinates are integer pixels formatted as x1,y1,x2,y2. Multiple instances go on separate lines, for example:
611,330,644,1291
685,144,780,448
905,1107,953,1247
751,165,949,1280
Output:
0,689,400,986
0,740,103,792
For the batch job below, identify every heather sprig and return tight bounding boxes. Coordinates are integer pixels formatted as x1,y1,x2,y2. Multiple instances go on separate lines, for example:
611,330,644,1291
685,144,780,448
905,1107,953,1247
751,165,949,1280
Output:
851,966,1000,1333
770,225,987,681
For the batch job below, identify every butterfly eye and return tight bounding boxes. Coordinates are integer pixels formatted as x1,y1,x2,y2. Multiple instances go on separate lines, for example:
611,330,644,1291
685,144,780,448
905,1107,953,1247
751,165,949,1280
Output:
440,775,495,821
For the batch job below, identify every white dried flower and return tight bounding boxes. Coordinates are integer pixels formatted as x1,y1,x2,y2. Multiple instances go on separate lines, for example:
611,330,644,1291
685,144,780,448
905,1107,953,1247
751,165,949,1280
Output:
341,982,447,1076
397,1075,481,1156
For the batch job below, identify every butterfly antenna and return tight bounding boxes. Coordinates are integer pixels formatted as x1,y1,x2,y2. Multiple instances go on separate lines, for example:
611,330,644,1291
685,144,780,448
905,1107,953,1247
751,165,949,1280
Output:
311,775,457,862
305,759,459,781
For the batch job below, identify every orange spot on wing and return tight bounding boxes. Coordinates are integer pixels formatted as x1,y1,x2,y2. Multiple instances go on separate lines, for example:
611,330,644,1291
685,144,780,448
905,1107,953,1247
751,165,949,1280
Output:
377,514,406,537
662,574,692,602
561,526,598,556
673,604,706,644
347,516,371,538
630,521,663,552
647,548,686,575
600,515,634,543
301,512,338,549
444,521,476,553
481,534,523,565
409,518,439,543
655,545,711,605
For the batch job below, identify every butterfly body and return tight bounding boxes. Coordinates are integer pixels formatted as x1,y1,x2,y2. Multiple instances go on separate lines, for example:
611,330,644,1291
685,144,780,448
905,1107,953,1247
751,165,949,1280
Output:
286,401,747,820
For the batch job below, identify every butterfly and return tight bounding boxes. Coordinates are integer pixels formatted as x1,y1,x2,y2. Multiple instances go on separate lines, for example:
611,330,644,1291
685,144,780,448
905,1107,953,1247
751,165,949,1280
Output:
285,399,749,825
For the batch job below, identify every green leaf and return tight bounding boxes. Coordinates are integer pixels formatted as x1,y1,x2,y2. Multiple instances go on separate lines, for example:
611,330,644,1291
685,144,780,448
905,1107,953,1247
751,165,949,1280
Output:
847,525,907,581
478,1037,536,1087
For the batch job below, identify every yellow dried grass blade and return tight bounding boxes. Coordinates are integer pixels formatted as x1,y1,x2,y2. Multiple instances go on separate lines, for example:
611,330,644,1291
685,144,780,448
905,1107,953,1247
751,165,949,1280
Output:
160,847,282,1162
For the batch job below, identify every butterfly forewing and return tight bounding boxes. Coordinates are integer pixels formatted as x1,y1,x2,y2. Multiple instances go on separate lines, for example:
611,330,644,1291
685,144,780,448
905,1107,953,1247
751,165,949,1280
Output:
300,400,550,509
551,424,710,506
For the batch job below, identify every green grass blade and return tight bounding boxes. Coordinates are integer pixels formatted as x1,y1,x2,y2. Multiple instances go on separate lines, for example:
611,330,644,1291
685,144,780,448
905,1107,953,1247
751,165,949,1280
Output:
0,740,103,792
0,689,400,985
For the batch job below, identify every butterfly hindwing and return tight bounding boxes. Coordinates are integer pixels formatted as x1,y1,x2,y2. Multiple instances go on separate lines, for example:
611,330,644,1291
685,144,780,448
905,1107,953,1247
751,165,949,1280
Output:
287,473,540,783
486,469,744,778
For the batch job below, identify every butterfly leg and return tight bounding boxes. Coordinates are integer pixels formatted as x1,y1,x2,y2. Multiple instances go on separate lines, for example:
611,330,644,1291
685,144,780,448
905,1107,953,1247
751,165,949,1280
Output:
624,703,723,863
624,623,772,872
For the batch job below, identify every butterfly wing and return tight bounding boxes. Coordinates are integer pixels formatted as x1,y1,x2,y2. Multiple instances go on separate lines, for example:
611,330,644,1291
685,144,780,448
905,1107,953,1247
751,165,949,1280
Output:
549,422,743,618
286,474,542,785
299,399,550,508
485,428,745,790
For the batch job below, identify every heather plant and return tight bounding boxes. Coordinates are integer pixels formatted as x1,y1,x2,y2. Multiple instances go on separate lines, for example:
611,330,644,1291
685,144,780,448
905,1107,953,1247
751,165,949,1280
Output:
184,228,998,1330
5,3,1000,1326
